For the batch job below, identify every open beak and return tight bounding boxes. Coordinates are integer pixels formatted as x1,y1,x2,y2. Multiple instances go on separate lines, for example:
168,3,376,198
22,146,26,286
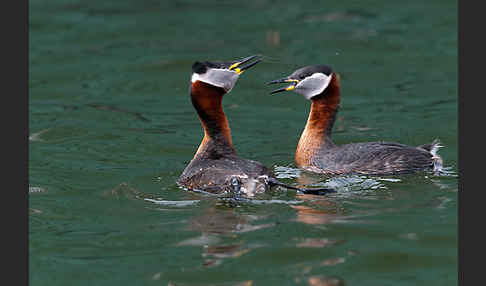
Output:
229,55,262,74
266,77,299,94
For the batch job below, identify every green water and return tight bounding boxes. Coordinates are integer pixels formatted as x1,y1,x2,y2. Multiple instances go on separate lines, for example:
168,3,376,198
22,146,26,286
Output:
29,0,457,285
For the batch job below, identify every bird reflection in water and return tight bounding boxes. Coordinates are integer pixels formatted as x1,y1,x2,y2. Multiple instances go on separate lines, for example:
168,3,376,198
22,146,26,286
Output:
177,202,273,267
291,203,338,226
290,173,341,226
290,176,348,286
304,275,346,286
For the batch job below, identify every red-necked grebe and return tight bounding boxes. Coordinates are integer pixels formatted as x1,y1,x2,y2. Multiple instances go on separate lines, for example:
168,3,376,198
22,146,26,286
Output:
178,57,333,197
267,65,444,175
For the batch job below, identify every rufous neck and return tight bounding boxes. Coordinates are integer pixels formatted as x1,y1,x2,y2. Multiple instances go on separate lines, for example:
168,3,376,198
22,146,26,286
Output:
295,74,340,167
304,73,340,140
190,81,236,159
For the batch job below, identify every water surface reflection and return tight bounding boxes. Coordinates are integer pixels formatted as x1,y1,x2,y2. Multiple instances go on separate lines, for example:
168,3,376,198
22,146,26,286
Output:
177,202,274,268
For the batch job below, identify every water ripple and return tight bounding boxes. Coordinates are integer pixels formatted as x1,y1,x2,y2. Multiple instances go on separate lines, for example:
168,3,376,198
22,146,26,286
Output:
144,198,200,207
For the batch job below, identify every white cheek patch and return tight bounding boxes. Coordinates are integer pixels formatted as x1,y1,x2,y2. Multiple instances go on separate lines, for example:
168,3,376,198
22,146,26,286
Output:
191,68,240,92
295,73,332,100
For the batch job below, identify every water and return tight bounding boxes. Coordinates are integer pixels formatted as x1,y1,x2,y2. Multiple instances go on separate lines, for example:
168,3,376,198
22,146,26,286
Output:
29,0,457,285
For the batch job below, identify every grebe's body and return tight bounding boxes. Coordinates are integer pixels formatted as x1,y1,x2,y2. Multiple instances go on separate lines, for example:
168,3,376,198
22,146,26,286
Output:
268,65,443,176
179,57,332,197
179,149,273,195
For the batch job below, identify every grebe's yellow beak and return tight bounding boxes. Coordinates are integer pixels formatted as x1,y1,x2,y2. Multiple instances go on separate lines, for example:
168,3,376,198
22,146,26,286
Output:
228,55,262,75
266,78,300,94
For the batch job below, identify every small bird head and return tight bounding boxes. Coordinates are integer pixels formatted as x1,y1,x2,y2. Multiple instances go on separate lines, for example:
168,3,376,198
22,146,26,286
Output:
191,55,262,93
267,65,334,100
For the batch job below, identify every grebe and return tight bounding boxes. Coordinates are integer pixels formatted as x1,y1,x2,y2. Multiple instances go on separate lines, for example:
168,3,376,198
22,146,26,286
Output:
178,56,333,197
267,65,444,175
